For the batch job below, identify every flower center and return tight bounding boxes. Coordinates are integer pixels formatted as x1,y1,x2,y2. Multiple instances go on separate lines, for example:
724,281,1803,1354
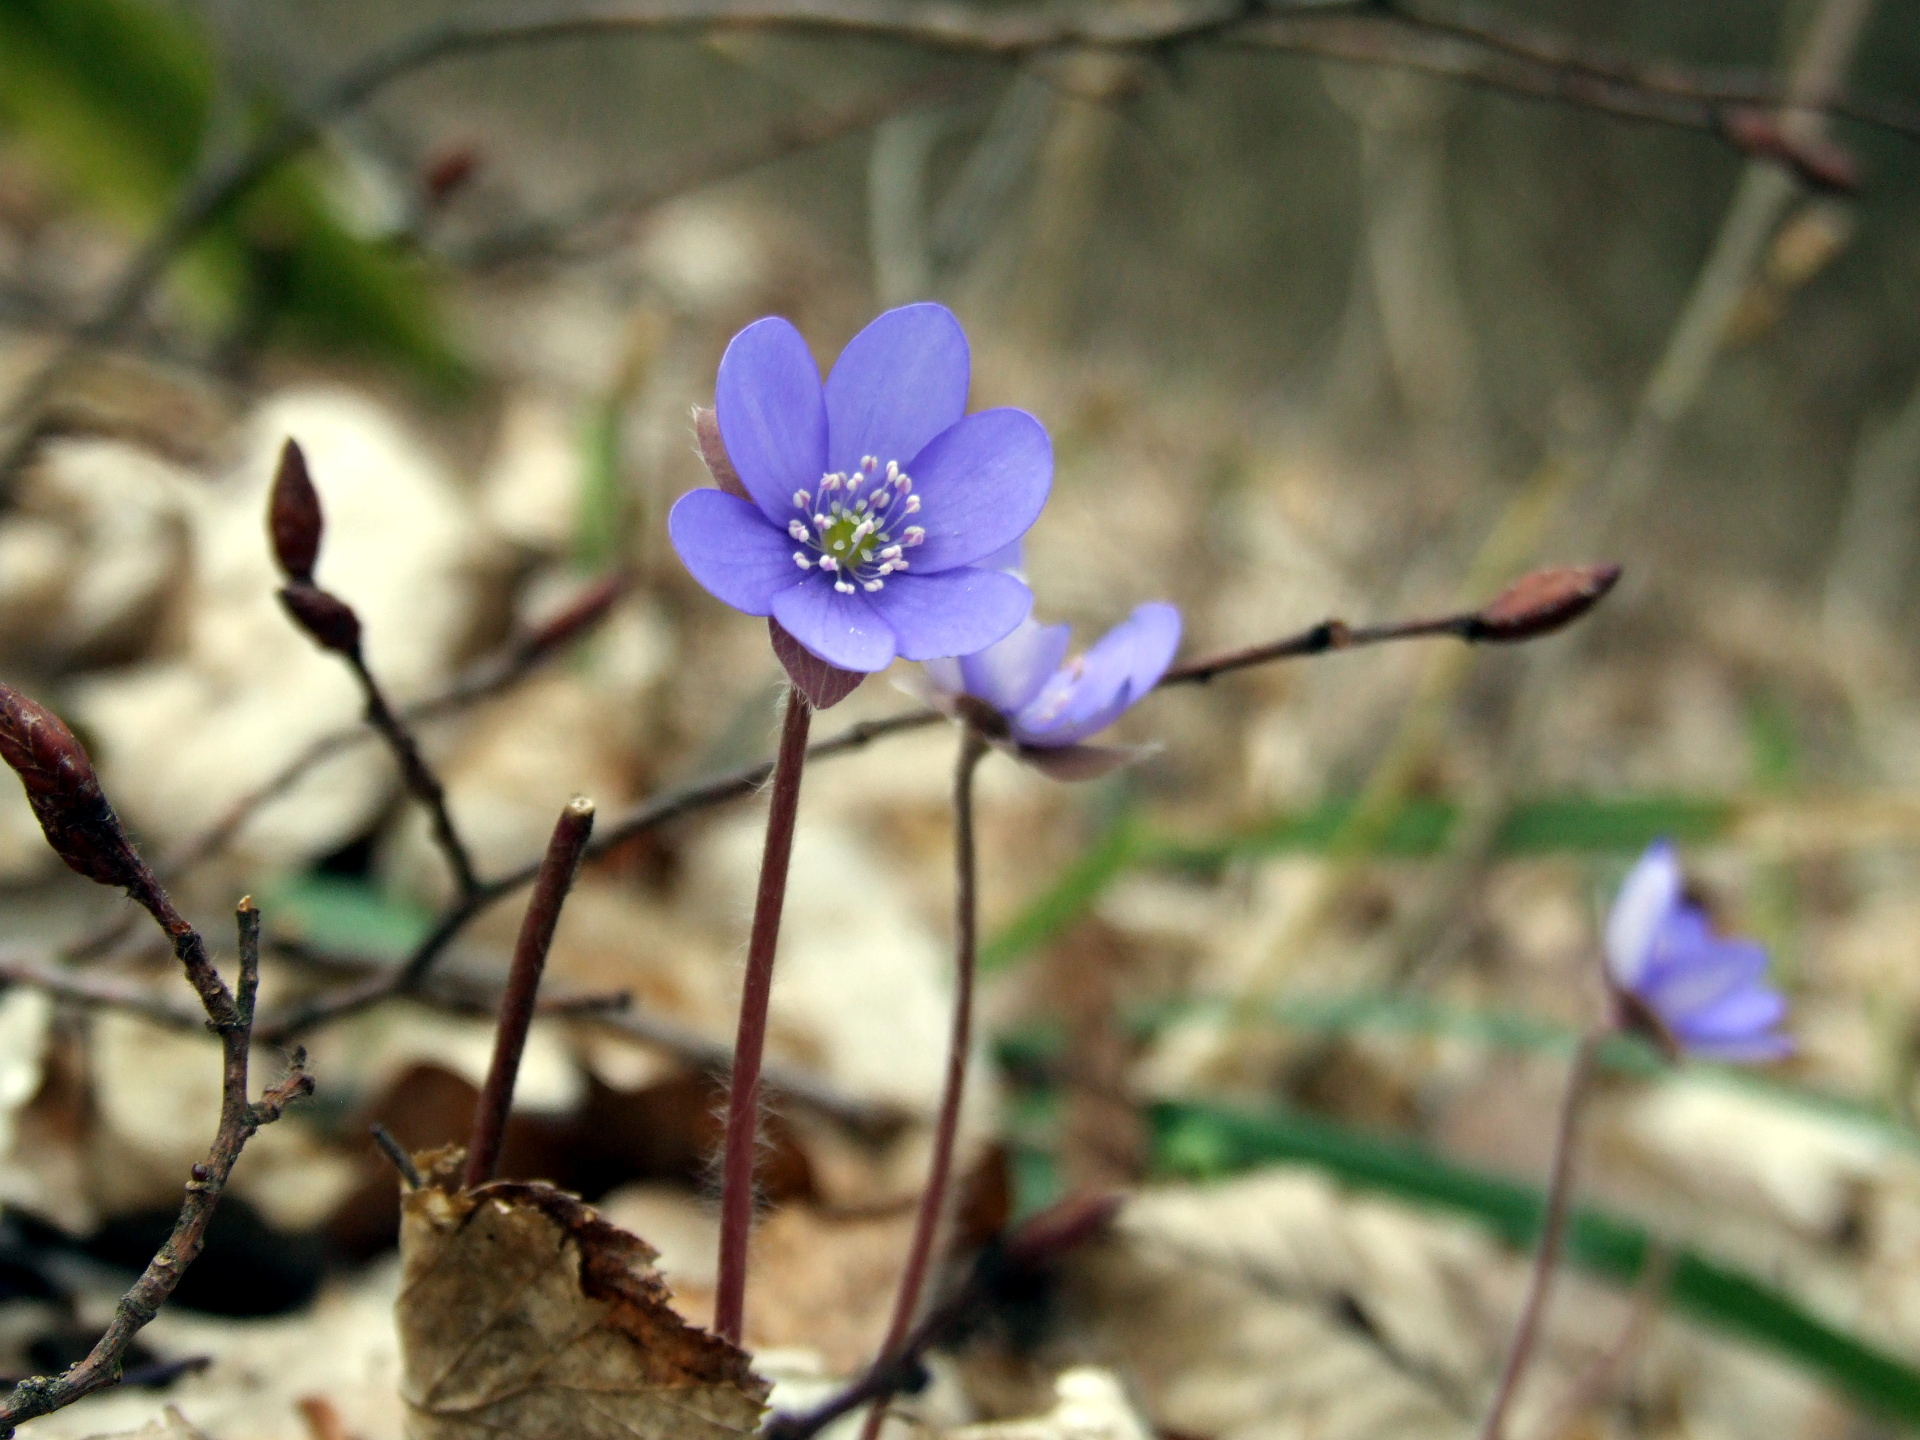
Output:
787,456,926,595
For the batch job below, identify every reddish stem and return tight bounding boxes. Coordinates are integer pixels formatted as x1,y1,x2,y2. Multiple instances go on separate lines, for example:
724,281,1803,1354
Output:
1478,1029,1604,1440
859,727,988,1440
713,686,812,1345
462,796,595,1187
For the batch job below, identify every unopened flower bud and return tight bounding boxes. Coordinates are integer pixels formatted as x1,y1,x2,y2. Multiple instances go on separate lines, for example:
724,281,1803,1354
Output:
0,685,143,889
268,438,324,584
279,584,363,656
691,407,750,501
421,145,480,209
1468,563,1621,643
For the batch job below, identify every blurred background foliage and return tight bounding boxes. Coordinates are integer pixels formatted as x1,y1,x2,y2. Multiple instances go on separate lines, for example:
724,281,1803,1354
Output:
5,1,1920,1436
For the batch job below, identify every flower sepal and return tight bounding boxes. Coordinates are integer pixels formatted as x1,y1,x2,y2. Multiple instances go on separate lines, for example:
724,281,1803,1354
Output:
769,619,864,710
691,406,750,502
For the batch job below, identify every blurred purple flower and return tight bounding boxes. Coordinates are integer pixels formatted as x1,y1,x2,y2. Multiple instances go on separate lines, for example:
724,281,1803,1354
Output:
1604,840,1790,1062
668,303,1050,673
923,598,1181,781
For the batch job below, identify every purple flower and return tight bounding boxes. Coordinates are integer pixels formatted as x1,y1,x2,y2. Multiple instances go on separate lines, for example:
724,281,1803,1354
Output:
1604,840,1790,1062
668,303,1051,673
922,598,1182,780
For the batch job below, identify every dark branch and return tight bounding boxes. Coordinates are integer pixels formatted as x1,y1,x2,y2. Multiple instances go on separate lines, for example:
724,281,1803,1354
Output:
0,900,311,1434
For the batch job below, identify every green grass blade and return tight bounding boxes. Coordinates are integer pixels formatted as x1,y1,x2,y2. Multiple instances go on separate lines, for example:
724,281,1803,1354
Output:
1151,1100,1920,1426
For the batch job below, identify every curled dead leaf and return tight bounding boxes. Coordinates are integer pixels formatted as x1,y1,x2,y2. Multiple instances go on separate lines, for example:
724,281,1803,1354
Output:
397,1149,768,1439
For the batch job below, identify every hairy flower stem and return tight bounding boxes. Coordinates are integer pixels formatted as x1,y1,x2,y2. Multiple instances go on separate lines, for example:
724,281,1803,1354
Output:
1477,1029,1605,1440
463,796,596,1188
858,726,989,1440
713,685,813,1345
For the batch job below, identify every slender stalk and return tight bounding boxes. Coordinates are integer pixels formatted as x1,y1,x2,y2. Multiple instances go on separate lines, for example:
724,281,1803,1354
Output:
463,796,596,1188
858,727,989,1440
713,685,813,1345
1477,1030,1604,1440
346,651,480,898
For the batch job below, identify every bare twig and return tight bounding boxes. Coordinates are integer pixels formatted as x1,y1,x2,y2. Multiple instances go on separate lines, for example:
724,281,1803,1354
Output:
451,87,947,269
0,952,202,1029
714,685,812,1345
341,647,480,897
245,568,1615,1044
131,572,624,902
0,901,312,1435
3,0,1913,488
464,797,596,1187
859,726,989,1440
1477,1031,1604,1440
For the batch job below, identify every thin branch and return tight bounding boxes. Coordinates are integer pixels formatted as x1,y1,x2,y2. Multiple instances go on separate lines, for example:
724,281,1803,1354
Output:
464,796,596,1187
450,86,949,269
0,900,312,1434
1234,10,1917,151
246,570,1613,1045
1477,1031,1604,1440
3,0,1912,488
341,647,480,898
0,952,202,1029
859,725,988,1440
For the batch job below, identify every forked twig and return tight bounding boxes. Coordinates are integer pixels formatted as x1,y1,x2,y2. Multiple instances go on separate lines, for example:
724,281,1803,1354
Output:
0,689,312,1435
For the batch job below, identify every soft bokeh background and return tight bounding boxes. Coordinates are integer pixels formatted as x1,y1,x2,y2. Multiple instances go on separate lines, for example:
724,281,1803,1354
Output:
2,2,1920,1437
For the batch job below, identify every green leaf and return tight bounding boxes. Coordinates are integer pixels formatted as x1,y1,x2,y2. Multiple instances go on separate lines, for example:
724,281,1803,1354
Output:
983,792,1742,972
0,0,468,387
980,816,1142,972
260,873,434,963
1151,1100,1920,1426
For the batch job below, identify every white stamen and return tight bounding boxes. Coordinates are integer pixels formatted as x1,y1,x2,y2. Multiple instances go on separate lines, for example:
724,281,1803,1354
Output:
793,553,812,569
864,580,884,591
819,556,839,572
880,544,902,559
834,580,855,594
789,520,809,541
902,496,921,515
904,527,925,545
885,460,900,480
793,490,810,509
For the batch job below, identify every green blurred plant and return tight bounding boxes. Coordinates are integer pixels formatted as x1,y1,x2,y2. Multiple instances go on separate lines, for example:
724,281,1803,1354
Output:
0,0,466,387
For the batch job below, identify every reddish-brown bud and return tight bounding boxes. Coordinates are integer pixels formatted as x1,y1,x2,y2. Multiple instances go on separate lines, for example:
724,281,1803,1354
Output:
1720,109,1860,194
422,145,481,209
769,619,863,710
268,438,324,584
1468,563,1621,643
0,685,143,889
692,407,750,501
278,584,363,656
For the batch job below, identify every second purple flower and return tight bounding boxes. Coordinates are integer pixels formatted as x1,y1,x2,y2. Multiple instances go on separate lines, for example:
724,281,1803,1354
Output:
669,303,1051,673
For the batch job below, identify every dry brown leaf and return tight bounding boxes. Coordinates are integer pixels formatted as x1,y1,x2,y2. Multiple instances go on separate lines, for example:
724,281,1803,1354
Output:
396,1151,767,1439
